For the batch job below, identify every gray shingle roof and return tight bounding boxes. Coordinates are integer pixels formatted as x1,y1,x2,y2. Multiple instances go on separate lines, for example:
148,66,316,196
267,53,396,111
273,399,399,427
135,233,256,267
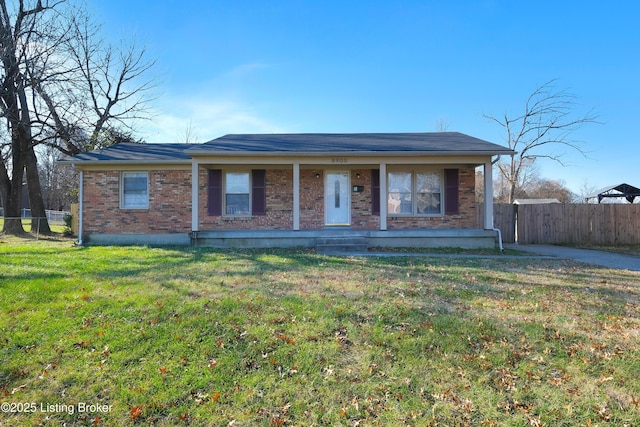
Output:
59,132,514,164
59,143,200,164
188,132,513,155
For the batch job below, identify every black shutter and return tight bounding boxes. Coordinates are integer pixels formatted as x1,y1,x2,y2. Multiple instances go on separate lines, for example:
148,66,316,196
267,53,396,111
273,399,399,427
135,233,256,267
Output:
371,169,380,215
207,169,222,216
252,169,266,216
444,168,459,215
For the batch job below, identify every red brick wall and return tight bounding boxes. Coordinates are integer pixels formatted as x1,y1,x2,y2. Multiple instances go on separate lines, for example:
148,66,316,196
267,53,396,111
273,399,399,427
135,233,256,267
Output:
82,169,192,234
199,168,295,230
351,169,380,230
198,167,475,231
299,169,325,229
83,166,477,235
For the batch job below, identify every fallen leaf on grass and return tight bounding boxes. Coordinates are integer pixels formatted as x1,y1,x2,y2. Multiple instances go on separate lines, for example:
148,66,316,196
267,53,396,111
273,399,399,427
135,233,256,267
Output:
74,339,91,348
270,416,285,426
597,403,611,421
277,332,296,345
595,376,614,385
130,406,142,420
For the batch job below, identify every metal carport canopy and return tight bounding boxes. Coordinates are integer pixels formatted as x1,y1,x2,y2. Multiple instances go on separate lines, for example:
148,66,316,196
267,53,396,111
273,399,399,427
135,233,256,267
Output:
584,183,640,203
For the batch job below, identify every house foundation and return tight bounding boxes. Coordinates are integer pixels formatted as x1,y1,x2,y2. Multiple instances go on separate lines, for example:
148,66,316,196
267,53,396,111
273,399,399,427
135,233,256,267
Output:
190,228,498,250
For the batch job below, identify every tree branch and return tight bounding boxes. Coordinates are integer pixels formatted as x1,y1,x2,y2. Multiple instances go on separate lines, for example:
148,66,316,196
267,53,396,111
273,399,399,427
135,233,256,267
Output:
485,79,600,203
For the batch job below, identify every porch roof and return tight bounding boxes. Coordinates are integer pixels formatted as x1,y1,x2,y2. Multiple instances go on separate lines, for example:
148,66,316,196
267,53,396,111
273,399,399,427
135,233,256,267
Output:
188,132,514,156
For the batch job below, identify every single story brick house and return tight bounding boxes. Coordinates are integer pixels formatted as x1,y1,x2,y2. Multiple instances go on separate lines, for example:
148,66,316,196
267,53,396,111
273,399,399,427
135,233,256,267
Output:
60,132,514,249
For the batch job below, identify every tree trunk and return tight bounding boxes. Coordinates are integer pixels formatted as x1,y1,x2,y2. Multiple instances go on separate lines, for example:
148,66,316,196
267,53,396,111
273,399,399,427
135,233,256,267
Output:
0,160,26,235
25,146,51,234
0,0,46,236
509,182,517,204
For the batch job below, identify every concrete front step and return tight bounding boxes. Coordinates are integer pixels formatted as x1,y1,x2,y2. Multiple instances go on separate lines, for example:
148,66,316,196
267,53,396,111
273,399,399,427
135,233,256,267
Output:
316,237,369,253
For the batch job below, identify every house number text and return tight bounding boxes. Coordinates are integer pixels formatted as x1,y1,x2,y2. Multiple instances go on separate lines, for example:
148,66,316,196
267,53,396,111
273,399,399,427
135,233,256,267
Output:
331,158,348,164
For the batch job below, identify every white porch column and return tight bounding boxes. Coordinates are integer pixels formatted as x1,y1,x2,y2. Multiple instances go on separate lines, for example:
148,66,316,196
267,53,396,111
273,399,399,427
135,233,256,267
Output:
380,162,387,231
293,162,300,230
483,160,494,229
191,161,199,232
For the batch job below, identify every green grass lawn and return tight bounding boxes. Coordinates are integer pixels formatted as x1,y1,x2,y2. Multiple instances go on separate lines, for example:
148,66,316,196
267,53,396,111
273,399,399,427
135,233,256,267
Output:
1,237,639,426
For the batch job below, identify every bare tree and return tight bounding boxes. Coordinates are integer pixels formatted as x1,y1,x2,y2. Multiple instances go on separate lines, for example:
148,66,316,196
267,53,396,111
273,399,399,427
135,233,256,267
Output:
474,169,484,203
575,180,600,203
37,143,77,210
435,117,451,132
0,0,57,234
484,80,599,203
0,0,155,235
178,119,200,144
33,11,156,155
525,177,574,203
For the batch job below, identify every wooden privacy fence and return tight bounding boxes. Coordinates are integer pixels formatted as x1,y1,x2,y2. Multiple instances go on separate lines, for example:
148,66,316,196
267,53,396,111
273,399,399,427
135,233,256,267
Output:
70,203,79,236
476,203,516,243
478,203,640,245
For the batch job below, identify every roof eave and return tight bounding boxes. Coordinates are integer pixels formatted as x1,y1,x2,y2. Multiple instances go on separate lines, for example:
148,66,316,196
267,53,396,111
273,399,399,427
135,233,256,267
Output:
58,159,193,166
59,149,516,164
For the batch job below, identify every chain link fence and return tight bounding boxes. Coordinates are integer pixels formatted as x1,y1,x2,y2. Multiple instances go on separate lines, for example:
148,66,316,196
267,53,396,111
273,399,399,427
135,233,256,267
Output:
0,208,70,224
0,208,71,238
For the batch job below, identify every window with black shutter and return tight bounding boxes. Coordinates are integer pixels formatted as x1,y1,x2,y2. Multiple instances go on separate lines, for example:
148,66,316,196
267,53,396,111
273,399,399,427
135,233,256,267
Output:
207,169,267,216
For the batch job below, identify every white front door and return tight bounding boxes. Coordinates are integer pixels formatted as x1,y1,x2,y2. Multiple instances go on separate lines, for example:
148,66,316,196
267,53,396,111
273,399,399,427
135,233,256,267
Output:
325,172,350,226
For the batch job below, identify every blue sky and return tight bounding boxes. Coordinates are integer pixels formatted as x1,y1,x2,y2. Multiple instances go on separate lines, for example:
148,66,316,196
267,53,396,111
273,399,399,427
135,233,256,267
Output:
90,1,640,195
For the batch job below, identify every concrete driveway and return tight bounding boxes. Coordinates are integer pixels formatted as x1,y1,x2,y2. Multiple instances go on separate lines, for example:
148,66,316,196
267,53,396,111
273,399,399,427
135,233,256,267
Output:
507,244,640,272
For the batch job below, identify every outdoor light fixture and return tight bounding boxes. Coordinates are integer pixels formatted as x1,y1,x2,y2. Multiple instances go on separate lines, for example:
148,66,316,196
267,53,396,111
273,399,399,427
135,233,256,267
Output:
315,173,320,178
356,173,361,179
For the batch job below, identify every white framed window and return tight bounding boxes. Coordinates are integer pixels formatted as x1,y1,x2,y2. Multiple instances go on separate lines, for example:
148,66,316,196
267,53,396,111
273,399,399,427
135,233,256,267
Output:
388,172,412,214
224,172,250,215
388,170,442,216
416,171,442,215
121,172,149,209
